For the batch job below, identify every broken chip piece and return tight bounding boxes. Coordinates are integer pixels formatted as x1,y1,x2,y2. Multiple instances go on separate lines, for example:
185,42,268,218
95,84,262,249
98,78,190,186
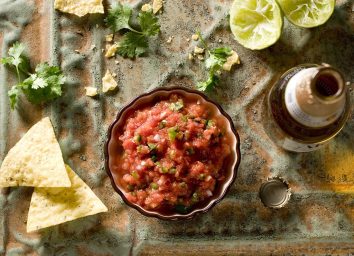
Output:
152,0,163,14
194,46,205,54
192,34,199,41
105,44,119,58
27,165,108,232
222,51,240,71
54,0,104,17
105,34,113,42
141,3,152,12
85,87,98,97
0,117,71,188
102,70,118,93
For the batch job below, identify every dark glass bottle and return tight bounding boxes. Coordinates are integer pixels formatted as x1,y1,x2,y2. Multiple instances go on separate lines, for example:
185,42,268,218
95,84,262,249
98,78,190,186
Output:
264,64,351,152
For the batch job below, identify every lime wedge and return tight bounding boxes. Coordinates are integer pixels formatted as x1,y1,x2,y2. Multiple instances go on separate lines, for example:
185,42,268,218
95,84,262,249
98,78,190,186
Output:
277,0,335,28
229,0,283,50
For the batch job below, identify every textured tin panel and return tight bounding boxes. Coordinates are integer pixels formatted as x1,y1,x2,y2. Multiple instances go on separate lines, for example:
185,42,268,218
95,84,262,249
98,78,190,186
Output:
0,0,353,255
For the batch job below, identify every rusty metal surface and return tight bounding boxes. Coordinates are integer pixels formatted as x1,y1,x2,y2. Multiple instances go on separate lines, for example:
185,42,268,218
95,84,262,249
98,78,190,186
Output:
0,0,353,255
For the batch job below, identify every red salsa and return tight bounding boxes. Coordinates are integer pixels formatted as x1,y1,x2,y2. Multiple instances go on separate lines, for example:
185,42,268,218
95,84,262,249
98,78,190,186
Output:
113,95,231,213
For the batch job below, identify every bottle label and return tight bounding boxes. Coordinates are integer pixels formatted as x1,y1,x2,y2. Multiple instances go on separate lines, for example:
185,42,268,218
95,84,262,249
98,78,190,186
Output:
284,75,343,128
282,138,327,152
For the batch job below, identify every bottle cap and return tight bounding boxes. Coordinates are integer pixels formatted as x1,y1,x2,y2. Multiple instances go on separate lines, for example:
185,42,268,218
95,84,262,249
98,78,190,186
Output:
259,177,291,209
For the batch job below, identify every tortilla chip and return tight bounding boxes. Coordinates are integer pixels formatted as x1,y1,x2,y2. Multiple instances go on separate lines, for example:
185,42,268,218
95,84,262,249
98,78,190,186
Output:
27,165,108,232
0,117,70,188
54,0,104,17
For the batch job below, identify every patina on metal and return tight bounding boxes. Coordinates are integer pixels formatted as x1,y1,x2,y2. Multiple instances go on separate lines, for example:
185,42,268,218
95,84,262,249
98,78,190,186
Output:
0,0,353,255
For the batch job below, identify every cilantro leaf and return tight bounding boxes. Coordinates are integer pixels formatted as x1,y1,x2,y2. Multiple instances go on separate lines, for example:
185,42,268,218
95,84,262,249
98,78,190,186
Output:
1,43,65,109
7,42,25,67
105,3,133,33
138,11,160,36
209,47,233,59
197,46,233,92
1,42,30,79
19,63,65,105
197,72,220,92
8,85,20,110
206,47,233,70
117,32,148,58
105,5,160,59
168,127,178,142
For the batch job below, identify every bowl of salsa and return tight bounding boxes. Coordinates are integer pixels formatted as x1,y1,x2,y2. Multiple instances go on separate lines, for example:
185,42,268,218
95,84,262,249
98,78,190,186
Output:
105,87,241,220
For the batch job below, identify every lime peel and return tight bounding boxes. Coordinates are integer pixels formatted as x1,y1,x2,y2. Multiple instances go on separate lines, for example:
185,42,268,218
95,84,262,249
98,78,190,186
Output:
277,0,335,28
230,0,283,50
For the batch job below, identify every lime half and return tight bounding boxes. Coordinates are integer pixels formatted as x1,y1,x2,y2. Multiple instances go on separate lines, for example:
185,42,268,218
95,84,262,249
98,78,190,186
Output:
230,0,283,50
277,0,335,28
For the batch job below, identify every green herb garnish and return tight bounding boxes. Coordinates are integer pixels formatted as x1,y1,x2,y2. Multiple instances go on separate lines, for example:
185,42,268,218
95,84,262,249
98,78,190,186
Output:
206,119,215,128
169,99,184,111
131,171,139,179
134,134,142,144
198,173,206,180
168,127,178,142
105,3,160,58
169,167,177,174
1,43,65,109
175,204,190,214
195,32,233,92
186,147,195,155
150,183,159,190
127,184,135,191
192,192,199,202
147,143,157,151
161,167,168,173
151,155,158,162
181,115,188,122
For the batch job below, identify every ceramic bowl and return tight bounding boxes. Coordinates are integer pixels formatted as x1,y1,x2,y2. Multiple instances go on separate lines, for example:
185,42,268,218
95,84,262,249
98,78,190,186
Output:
105,86,241,220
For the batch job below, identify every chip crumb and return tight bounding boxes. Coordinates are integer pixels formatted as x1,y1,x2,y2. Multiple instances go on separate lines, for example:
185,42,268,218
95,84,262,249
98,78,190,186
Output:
105,34,113,42
115,60,120,65
192,34,199,41
102,70,118,93
218,39,223,43
166,36,173,44
90,44,96,50
141,3,152,12
188,53,194,61
152,0,163,14
222,50,241,71
186,38,190,42
54,0,104,17
112,72,117,78
197,55,204,60
74,49,80,53
105,44,119,58
85,87,98,97
194,46,204,54
96,24,99,28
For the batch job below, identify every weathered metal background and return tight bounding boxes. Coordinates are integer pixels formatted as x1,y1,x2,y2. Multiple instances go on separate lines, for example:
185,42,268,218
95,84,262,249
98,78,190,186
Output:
0,0,353,255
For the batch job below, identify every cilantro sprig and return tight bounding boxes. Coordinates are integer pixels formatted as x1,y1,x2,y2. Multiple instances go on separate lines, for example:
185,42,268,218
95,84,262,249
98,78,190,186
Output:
196,32,234,92
1,42,65,109
105,3,160,59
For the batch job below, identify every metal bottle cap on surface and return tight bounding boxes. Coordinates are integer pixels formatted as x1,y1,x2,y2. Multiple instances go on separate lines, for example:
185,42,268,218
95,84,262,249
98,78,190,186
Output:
259,177,291,209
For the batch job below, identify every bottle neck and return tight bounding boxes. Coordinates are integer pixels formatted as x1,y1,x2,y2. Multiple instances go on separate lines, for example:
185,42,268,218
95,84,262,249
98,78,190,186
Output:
284,66,346,128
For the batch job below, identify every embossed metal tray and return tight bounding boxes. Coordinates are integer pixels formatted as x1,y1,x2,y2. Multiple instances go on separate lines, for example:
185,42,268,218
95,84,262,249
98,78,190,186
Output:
0,0,353,255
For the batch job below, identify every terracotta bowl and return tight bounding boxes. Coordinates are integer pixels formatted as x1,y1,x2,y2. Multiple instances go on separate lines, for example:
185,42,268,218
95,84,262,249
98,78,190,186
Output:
105,86,241,220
